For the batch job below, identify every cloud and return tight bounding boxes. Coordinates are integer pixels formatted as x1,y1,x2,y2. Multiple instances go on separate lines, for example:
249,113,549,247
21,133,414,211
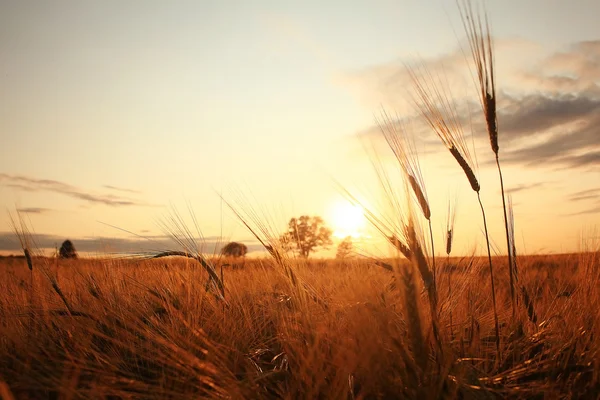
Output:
505,183,546,194
0,174,150,207
519,40,600,92
566,187,600,215
474,41,600,169
568,188,600,202
568,204,600,216
0,232,265,255
103,185,142,194
499,94,600,140
496,90,600,169
16,207,53,214
342,38,600,171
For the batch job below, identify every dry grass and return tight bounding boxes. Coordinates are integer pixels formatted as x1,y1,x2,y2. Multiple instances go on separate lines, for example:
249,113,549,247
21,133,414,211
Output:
0,253,597,399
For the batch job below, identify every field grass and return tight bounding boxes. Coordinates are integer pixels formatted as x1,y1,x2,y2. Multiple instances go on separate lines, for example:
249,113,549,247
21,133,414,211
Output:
0,252,598,399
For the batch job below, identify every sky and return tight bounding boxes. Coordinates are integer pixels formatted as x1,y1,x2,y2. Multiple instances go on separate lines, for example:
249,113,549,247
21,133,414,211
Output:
1,0,599,257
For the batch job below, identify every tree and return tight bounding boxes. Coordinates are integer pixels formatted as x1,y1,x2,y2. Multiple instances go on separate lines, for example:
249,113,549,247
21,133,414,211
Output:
59,240,78,259
221,242,248,258
336,236,354,259
280,216,333,258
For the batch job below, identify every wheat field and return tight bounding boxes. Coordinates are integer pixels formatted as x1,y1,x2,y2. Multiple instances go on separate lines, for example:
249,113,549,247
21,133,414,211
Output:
1,1,599,399
0,251,598,399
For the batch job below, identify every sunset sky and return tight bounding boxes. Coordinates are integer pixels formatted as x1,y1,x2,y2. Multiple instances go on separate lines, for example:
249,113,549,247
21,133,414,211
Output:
1,0,599,257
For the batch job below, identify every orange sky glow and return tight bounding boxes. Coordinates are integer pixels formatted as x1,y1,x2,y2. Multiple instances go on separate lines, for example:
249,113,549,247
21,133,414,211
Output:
1,1,599,258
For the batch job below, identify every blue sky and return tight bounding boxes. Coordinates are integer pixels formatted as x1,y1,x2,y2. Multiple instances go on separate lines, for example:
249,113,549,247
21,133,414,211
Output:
1,0,599,256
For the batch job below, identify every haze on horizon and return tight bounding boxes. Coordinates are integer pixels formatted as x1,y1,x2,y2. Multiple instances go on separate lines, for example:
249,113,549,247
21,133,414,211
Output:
1,0,599,257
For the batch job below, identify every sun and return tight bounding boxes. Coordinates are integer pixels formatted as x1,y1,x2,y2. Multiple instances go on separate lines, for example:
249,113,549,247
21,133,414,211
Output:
329,201,366,239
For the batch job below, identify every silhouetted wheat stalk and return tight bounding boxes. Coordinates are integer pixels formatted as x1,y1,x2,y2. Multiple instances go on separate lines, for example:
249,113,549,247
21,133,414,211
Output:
401,248,429,374
337,146,415,262
9,212,36,334
445,196,458,340
408,63,500,357
154,207,227,301
9,211,76,316
405,216,444,363
221,194,328,309
506,195,538,324
339,154,444,366
377,111,438,290
151,250,226,302
459,0,517,319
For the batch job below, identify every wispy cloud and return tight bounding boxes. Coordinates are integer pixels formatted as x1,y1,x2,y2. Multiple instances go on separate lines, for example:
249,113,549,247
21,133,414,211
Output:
568,188,600,202
505,183,546,194
0,232,264,254
103,185,142,195
566,187,600,215
0,174,150,207
16,207,53,214
568,204,600,216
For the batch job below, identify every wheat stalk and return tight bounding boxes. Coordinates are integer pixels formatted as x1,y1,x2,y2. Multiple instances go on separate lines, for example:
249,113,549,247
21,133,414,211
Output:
377,112,431,220
0,381,16,400
9,211,76,316
401,258,428,374
459,0,517,321
220,193,330,310
448,146,480,192
155,206,227,301
458,0,497,154
336,151,415,264
506,195,538,324
406,216,444,364
376,111,437,288
408,62,500,357
445,196,458,340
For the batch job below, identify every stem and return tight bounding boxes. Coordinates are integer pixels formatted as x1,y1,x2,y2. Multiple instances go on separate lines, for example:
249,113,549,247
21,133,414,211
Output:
477,191,500,358
428,219,437,292
29,266,34,338
447,254,453,341
496,154,516,318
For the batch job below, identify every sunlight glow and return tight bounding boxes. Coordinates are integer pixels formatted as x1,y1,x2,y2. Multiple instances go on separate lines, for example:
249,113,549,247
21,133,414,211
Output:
329,201,366,239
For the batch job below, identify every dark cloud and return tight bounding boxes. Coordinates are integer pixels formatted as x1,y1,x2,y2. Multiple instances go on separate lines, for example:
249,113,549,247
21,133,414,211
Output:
346,39,600,171
0,231,265,255
363,89,600,170
16,207,53,214
0,174,149,207
478,41,600,169
499,93,600,141
496,90,600,169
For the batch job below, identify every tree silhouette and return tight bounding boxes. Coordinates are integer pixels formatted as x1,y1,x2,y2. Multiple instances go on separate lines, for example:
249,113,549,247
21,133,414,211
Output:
280,216,333,258
221,242,248,258
59,240,78,259
336,236,354,259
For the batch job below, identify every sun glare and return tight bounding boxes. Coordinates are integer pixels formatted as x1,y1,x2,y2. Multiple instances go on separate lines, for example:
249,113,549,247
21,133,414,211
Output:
329,201,366,239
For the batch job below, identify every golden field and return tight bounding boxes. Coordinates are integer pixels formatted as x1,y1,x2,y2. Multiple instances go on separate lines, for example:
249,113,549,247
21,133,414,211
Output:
1,3,598,399
0,252,598,399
